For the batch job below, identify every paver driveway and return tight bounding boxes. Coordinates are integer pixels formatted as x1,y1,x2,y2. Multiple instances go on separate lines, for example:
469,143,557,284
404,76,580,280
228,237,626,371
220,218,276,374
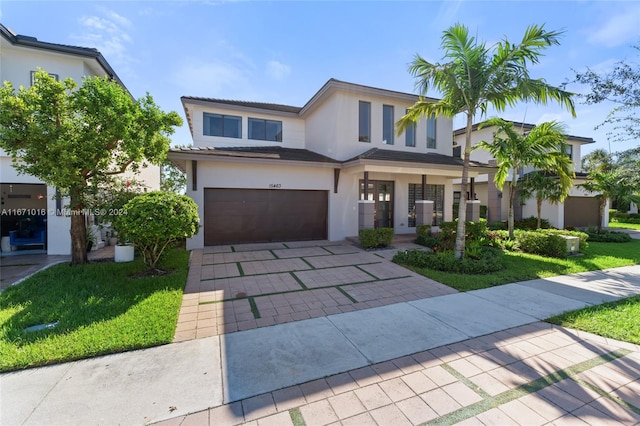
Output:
173,240,455,342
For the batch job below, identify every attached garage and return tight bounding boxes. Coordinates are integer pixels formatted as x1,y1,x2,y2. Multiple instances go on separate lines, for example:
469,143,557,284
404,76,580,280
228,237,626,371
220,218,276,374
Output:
564,196,600,228
204,188,328,245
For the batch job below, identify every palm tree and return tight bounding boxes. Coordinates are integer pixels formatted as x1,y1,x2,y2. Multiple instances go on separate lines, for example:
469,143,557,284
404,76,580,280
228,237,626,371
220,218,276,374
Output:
581,149,640,232
518,171,570,229
397,24,575,259
475,119,574,238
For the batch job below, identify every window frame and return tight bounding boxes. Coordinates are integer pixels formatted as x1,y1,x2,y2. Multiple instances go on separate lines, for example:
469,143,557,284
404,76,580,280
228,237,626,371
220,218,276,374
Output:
405,109,416,147
203,112,242,138
382,104,394,145
426,114,436,149
248,117,283,142
358,101,371,142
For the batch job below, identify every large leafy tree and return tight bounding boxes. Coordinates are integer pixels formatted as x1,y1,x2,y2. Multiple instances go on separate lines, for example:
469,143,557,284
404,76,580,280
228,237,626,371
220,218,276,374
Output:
397,24,575,259
572,43,639,144
518,171,570,229
475,119,574,238
581,148,640,231
0,70,182,265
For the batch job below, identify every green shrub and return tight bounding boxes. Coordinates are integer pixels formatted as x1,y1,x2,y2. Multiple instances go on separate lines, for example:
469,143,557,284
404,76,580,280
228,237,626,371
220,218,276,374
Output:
514,216,551,230
584,227,632,243
416,224,431,238
488,221,507,230
515,230,566,258
393,247,504,274
540,229,589,253
115,191,200,269
359,227,394,249
437,219,488,249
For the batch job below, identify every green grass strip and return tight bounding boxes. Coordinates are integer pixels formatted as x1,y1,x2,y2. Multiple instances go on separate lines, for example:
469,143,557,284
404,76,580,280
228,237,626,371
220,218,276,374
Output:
573,375,640,415
236,262,244,276
425,349,631,426
336,286,358,303
0,263,39,268
289,407,305,426
230,245,236,252
248,297,261,319
354,264,382,280
282,243,290,249
299,257,316,270
441,364,491,399
270,249,280,259
290,272,308,290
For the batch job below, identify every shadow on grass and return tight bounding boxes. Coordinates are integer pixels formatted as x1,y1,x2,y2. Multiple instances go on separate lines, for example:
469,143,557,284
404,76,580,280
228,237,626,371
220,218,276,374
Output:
0,249,189,371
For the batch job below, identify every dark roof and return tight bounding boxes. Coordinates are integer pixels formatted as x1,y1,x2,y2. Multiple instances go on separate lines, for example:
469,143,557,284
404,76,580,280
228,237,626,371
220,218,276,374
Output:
180,97,302,114
345,148,488,168
0,22,128,93
169,146,340,164
453,119,595,144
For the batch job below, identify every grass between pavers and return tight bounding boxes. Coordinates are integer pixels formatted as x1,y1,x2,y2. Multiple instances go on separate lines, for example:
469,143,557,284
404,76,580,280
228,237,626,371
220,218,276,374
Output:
547,295,640,345
405,240,640,292
609,222,640,230
0,248,189,372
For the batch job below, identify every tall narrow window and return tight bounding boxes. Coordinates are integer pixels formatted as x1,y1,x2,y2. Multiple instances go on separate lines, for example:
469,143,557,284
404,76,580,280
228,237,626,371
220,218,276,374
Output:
405,109,416,147
203,113,241,138
564,144,573,160
382,105,394,145
358,101,371,142
426,114,436,149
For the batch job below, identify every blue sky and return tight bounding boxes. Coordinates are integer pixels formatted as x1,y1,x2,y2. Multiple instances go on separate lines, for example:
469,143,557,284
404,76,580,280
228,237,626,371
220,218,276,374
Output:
2,1,639,156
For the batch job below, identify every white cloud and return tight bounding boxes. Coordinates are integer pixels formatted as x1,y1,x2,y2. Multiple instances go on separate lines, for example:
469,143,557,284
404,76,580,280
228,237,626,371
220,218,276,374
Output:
174,60,251,97
71,8,137,78
588,4,640,47
266,60,291,81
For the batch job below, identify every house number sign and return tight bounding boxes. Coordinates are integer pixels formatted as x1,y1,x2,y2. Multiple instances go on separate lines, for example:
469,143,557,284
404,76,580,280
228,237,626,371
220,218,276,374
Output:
268,183,282,189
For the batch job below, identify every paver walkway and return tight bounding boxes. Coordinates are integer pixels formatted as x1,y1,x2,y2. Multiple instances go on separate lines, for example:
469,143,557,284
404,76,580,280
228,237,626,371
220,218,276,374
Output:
158,322,640,426
174,240,454,341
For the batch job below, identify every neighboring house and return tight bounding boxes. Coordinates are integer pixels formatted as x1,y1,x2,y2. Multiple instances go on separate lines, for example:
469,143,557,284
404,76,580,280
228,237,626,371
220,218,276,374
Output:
169,78,493,249
452,120,605,229
0,23,159,255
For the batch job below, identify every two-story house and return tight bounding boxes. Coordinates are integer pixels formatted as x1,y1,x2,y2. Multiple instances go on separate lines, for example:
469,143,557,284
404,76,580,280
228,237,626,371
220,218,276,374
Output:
0,23,159,255
453,120,601,229
169,78,493,248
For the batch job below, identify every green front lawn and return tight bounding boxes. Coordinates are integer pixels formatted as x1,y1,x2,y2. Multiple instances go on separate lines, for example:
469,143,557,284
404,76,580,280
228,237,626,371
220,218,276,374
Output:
407,241,640,292
608,222,640,230
547,296,640,345
0,248,188,372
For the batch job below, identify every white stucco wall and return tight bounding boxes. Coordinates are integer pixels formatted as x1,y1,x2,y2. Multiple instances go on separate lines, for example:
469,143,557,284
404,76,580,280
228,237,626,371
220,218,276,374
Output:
188,104,306,149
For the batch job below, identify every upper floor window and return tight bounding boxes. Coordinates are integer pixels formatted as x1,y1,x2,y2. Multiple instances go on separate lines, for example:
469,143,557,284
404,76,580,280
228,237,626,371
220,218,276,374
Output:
405,109,416,147
426,114,436,149
249,118,283,142
30,71,59,86
358,101,371,142
564,144,573,160
382,105,394,145
203,113,241,138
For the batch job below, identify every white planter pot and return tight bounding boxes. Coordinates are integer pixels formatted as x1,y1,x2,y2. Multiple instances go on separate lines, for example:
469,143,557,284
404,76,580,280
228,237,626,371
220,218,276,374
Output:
114,245,135,263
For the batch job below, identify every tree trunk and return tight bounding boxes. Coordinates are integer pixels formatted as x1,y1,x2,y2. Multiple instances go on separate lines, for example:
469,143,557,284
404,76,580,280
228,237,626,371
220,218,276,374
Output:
508,178,516,240
455,114,473,260
69,191,88,265
536,195,543,229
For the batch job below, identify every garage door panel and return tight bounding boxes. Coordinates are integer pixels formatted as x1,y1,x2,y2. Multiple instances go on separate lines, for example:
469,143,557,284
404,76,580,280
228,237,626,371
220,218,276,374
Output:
564,197,600,228
204,188,328,245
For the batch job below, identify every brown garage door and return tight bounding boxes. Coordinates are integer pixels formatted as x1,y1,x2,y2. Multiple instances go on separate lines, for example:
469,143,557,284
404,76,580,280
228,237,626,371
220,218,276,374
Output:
564,197,600,228
204,188,328,245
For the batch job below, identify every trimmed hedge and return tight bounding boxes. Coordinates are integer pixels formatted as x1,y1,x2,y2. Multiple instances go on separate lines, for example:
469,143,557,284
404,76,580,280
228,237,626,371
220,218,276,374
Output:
514,230,566,258
584,228,632,243
393,247,505,274
539,229,589,253
359,227,394,249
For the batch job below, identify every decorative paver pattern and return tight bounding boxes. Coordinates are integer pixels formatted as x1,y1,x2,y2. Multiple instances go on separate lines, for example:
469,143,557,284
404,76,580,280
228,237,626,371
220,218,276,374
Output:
158,323,640,426
174,241,452,342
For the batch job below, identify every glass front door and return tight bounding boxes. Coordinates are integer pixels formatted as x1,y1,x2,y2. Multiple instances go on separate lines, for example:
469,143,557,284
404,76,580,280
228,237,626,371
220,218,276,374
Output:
360,180,394,228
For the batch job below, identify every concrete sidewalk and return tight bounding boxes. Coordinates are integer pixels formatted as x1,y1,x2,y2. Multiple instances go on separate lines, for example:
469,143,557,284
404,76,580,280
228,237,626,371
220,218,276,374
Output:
2,265,640,425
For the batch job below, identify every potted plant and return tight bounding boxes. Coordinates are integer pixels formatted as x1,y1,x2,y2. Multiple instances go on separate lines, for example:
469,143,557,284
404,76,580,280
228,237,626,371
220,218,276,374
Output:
86,227,97,253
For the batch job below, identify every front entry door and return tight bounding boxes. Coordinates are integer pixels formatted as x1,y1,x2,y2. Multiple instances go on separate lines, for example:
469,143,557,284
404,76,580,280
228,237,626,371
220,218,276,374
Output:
360,180,394,228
